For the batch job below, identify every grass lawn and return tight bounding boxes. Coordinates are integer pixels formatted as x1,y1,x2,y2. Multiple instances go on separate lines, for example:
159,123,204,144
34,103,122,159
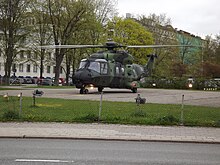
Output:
0,87,23,90
0,96,219,127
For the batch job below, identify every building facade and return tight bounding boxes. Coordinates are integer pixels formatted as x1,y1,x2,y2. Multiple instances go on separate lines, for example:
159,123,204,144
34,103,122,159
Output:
0,14,66,79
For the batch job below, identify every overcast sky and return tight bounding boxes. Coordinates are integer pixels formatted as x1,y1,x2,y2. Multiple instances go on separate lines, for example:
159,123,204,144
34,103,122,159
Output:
117,0,220,38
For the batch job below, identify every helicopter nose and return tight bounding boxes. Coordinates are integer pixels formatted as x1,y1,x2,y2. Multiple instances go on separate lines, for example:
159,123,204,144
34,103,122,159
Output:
74,69,92,82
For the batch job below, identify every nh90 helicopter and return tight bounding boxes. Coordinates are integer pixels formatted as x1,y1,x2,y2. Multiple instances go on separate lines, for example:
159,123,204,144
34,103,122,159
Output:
41,41,195,94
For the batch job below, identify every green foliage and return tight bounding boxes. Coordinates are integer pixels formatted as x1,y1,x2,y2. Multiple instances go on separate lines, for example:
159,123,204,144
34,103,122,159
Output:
107,17,154,65
141,77,188,89
202,62,220,78
215,120,220,127
138,14,180,78
131,109,147,117
79,113,99,122
2,110,19,120
157,115,179,125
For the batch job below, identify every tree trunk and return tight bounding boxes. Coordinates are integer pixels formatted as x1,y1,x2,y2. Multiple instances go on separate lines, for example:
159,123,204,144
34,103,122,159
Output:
40,49,45,79
54,48,65,86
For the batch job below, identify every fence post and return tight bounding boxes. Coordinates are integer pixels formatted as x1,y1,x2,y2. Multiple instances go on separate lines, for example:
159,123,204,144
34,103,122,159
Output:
33,93,36,106
98,92,103,123
19,92,22,118
180,94,184,125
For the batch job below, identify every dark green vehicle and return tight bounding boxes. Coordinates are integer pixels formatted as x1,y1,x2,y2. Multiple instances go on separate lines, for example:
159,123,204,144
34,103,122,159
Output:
74,42,156,94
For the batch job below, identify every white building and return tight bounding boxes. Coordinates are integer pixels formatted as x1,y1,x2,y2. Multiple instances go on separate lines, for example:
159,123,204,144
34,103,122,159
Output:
0,50,66,79
0,16,66,79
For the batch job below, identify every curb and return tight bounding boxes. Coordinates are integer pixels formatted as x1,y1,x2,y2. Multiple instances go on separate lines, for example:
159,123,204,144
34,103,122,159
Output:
1,135,219,144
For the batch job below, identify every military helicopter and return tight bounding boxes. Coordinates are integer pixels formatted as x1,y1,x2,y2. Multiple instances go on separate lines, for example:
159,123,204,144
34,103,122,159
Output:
41,41,195,94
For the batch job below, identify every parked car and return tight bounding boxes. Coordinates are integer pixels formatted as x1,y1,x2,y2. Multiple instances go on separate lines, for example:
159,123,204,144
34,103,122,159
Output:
52,77,65,86
36,77,54,86
24,76,33,84
32,76,38,84
18,76,25,84
41,78,54,86
9,76,20,84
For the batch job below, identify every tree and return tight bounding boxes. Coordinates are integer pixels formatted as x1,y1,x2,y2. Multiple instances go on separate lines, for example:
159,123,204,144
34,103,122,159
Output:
29,0,53,79
94,0,118,24
46,0,95,85
107,17,154,65
147,13,172,26
200,34,220,78
138,14,179,77
202,62,220,78
61,0,117,85
214,34,220,65
0,0,30,84
171,62,187,77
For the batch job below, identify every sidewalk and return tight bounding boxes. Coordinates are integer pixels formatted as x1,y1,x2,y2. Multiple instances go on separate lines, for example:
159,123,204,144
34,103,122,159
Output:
0,122,219,144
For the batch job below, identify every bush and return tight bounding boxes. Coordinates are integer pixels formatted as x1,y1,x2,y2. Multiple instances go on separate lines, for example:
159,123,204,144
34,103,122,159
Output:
81,113,99,122
131,109,147,117
140,77,188,89
215,120,220,127
3,110,19,120
157,115,179,125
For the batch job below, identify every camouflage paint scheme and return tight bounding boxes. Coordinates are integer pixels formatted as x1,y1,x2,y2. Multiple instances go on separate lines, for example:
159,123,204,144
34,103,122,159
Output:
74,49,155,94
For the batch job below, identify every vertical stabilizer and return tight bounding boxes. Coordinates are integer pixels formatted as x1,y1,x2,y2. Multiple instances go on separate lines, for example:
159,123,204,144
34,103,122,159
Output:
144,54,157,76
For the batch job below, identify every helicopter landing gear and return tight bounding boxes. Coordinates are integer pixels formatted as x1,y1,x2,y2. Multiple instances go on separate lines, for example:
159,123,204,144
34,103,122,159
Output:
80,88,89,94
98,87,104,93
131,88,137,93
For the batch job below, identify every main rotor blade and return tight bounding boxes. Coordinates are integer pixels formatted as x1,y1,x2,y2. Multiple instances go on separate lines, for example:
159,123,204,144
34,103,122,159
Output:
38,44,203,49
39,45,103,49
127,45,202,48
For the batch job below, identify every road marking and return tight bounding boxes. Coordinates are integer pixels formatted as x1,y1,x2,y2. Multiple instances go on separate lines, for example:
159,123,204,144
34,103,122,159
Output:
15,159,74,163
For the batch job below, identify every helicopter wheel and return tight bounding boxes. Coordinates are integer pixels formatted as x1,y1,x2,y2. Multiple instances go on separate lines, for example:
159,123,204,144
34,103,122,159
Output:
80,88,84,94
131,88,137,93
84,89,89,94
80,88,89,94
98,87,103,93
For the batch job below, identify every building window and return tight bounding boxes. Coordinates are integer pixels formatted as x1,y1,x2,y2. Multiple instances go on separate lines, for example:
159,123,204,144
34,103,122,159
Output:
12,63,16,72
19,64,23,72
27,51,31,59
26,64,31,72
33,64,38,73
34,53,38,59
47,66,51,73
20,51,24,59
53,66,56,73
47,53,52,60
32,18,35,25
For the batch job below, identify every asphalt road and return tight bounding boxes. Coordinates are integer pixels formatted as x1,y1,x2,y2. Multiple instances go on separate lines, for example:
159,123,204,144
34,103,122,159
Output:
1,86,220,107
0,138,220,165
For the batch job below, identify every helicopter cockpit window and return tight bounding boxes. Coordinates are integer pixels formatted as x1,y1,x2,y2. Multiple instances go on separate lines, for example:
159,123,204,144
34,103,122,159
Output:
79,59,87,69
88,61,100,73
100,62,108,74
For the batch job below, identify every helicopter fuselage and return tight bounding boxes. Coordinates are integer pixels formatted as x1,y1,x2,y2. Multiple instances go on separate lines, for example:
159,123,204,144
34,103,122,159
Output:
74,50,145,93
